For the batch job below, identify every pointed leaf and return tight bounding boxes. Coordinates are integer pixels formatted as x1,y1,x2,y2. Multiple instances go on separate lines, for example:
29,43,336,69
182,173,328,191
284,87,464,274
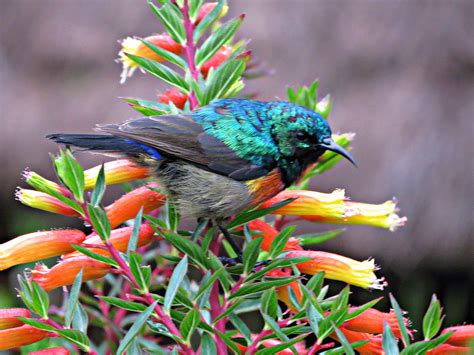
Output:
164,255,188,312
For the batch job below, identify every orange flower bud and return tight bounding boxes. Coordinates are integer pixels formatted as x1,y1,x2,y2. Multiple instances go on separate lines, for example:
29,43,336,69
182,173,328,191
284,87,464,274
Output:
330,327,384,355
0,325,53,351
63,224,155,259
245,220,302,252
0,308,31,330
105,184,166,228
159,88,188,109
195,2,229,24
84,159,149,190
442,325,474,347
268,269,302,312
31,257,111,292
118,34,183,83
29,347,70,355
427,343,471,354
0,229,86,271
201,45,233,77
286,250,385,290
16,189,80,217
262,190,407,231
344,307,410,338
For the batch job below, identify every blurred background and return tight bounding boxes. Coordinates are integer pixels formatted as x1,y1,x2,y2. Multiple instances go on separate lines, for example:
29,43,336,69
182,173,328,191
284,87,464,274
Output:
1,0,473,334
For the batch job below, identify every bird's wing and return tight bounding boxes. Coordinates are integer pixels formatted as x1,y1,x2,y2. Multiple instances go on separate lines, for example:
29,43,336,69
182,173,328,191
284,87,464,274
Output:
96,114,274,181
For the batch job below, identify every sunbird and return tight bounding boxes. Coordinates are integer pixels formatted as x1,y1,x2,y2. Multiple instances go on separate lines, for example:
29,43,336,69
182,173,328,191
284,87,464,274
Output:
48,98,355,262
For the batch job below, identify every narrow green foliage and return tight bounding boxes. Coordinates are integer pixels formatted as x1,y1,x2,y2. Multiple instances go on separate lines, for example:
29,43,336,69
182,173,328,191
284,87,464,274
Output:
127,207,143,254
129,252,151,292
148,1,186,44
422,294,442,340
200,332,217,355
72,303,88,333
87,204,111,241
383,321,400,355
164,255,188,312
229,277,298,300
331,321,355,355
90,164,105,207
142,38,187,69
269,225,295,258
261,288,279,319
202,59,246,104
180,309,200,342
242,237,263,274
65,269,83,328
100,297,148,312
298,229,344,246
229,313,252,343
57,329,91,352
54,149,85,202
193,0,225,41
390,293,411,347
72,244,118,267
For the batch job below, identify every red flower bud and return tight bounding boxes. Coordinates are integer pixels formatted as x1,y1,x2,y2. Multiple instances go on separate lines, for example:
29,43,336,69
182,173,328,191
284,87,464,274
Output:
195,3,229,24
0,325,53,351
201,45,233,77
0,308,31,330
245,220,302,252
159,88,188,109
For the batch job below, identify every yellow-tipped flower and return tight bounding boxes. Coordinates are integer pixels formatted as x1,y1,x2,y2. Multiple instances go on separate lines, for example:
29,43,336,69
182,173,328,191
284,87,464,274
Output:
286,250,386,290
15,188,80,217
0,325,53,351
262,189,407,231
31,257,112,292
0,229,86,271
105,183,166,228
0,308,31,330
63,224,155,259
118,34,183,83
84,159,150,190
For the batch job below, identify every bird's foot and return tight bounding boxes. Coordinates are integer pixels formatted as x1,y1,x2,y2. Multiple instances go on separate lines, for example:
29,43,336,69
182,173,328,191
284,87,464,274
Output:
218,255,242,266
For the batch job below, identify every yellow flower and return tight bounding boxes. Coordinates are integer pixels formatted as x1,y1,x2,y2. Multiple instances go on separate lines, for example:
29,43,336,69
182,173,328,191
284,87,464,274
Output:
84,159,149,190
15,188,79,217
0,308,31,330
31,257,112,292
0,325,53,351
105,183,166,228
118,34,183,83
286,250,386,290
0,229,86,271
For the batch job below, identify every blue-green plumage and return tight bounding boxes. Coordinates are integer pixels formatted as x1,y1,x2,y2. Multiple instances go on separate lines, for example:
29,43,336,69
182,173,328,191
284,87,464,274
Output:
47,99,354,219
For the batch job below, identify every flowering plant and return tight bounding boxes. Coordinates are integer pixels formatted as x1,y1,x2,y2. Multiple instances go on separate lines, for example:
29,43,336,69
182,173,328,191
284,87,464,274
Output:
1,1,472,354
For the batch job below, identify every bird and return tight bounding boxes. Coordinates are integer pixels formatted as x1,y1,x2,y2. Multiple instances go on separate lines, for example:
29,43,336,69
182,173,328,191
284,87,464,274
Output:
48,98,355,262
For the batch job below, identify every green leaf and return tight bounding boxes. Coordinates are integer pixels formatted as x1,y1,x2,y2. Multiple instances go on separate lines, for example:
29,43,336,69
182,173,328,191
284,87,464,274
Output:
306,272,325,296
122,97,171,115
30,281,49,319
65,269,83,328
345,297,382,321
400,332,453,355
193,0,224,41
193,268,224,303
90,164,105,207
126,54,189,93
200,332,217,355
87,204,111,241
331,322,355,355
228,313,252,343
148,2,186,44
117,301,158,354
202,59,245,104
306,303,323,336
389,293,411,347
189,0,205,22
261,288,278,320
261,314,294,351
54,149,85,202
100,296,147,312
127,208,143,254
382,321,400,355
129,252,150,292
422,294,442,340
142,39,187,69
298,229,344,246
17,317,56,332
72,303,88,333
243,237,263,274
229,277,298,300
244,256,312,283
166,199,180,232
196,16,242,67
71,244,118,267
180,309,200,342
57,329,90,352
164,255,188,312
215,330,242,354
162,231,209,268
228,198,296,229
269,226,295,258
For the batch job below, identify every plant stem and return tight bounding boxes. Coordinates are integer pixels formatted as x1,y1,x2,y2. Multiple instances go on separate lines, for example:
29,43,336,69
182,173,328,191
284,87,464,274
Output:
181,0,199,109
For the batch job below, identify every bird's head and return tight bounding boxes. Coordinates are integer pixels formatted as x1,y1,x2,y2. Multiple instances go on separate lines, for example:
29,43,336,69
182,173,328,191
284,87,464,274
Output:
268,102,356,166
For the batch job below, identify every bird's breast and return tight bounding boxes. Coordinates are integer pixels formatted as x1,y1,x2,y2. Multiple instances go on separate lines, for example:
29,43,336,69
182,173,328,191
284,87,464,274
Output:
245,169,286,207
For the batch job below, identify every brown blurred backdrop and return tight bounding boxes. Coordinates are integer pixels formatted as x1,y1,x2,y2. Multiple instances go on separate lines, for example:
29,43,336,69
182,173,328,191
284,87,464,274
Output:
1,0,473,327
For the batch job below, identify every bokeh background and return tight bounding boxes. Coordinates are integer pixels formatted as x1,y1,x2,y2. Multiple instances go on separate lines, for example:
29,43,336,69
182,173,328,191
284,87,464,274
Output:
1,0,473,334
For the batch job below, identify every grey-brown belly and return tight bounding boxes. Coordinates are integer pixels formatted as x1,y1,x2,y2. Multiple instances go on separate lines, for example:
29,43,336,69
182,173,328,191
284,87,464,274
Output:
156,161,253,219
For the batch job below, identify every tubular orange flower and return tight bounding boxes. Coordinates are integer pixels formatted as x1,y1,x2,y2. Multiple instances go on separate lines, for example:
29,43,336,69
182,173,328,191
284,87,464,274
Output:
195,2,229,24
286,250,385,290
0,230,86,271
105,183,166,228
201,45,233,77
442,325,474,347
31,257,112,292
15,189,80,217
63,224,155,259
262,190,407,231
0,325,53,351
84,159,149,190
344,307,410,338
330,327,384,355
0,308,31,330
246,220,302,252
118,34,183,83
427,343,471,354
29,347,70,355
268,269,302,312
159,88,188,109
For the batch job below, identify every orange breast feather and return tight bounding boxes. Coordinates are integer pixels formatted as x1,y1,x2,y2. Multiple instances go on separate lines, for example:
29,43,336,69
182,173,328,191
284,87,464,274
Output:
246,169,285,207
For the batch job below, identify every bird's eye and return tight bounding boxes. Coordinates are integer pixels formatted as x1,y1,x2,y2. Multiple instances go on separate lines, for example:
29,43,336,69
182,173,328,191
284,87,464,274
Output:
295,131,309,141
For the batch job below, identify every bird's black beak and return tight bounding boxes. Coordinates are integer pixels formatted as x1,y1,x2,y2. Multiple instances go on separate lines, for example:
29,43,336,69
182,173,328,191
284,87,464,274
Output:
319,138,357,166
